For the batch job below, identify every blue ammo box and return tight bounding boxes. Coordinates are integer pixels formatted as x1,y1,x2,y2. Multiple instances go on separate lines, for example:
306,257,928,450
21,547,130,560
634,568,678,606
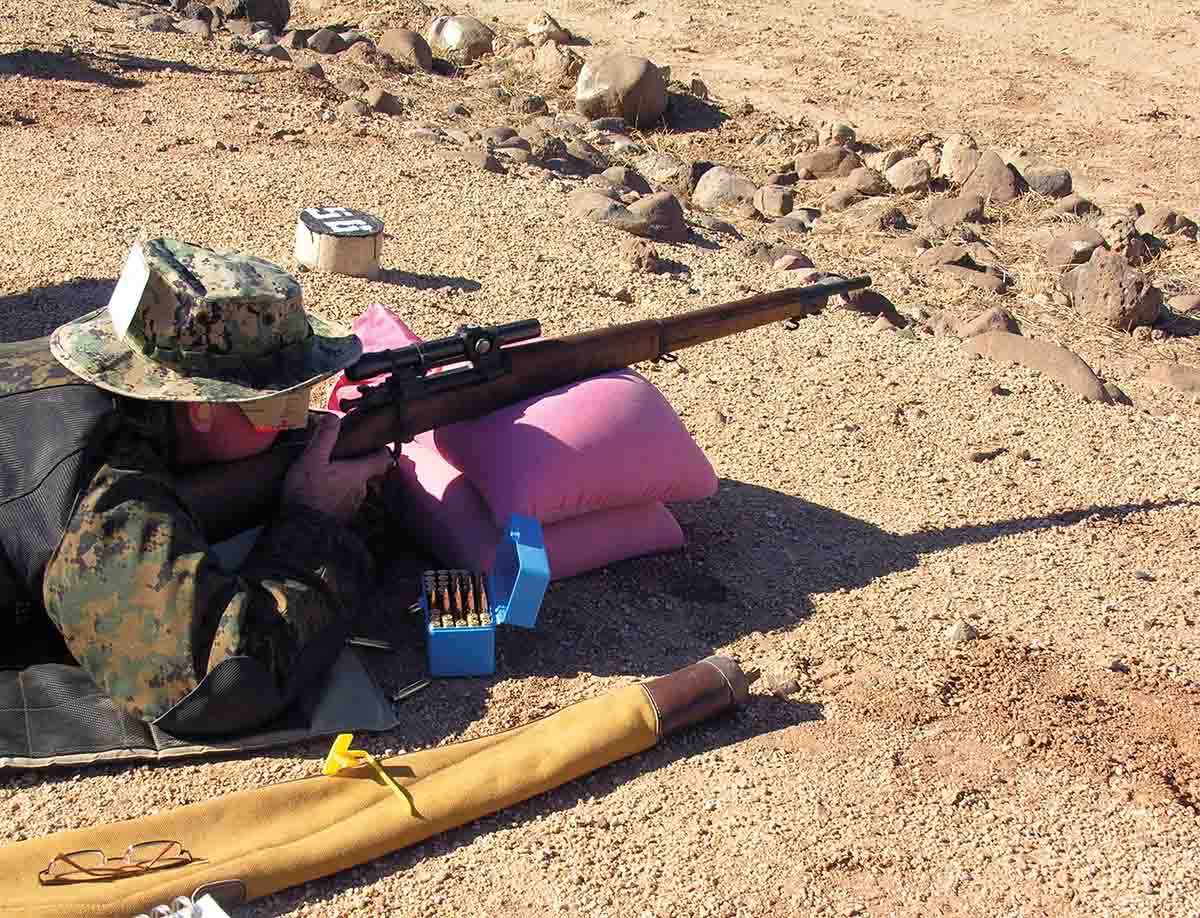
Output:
422,515,550,677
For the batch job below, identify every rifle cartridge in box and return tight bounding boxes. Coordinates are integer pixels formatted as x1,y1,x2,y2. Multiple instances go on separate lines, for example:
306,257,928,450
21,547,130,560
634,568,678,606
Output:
419,515,549,676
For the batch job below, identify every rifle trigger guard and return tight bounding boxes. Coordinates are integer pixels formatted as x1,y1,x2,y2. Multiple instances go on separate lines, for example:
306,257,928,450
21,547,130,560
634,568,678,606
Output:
784,317,803,331
654,352,678,364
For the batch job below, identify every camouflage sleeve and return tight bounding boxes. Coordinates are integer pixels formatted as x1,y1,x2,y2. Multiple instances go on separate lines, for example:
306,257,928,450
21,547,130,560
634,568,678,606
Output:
41,423,375,730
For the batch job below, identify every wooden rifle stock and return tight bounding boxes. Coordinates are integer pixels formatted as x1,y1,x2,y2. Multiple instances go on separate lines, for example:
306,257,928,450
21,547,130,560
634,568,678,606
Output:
181,276,870,541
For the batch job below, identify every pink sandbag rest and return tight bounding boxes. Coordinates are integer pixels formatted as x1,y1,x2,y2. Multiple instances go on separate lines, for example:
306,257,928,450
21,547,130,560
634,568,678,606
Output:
325,304,708,578
392,441,684,580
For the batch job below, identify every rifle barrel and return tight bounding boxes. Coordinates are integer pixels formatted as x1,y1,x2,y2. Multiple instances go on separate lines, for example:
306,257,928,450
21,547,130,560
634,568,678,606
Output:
333,276,870,459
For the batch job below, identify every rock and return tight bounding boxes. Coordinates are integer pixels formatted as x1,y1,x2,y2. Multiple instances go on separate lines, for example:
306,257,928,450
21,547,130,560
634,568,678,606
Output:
1022,165,1072,198
620,237,663,273
819,121,856,146
257,43,291,62
1053,194,1100,217
962,151,1027,203
568,188,649,235
495,136,533,153
1143,363,1200,396
575,54,667,127
885,157,932,194
939,134,981,185
1072,247,1163,331
627,192,687,242
774,253,815,272
281,29,311,49
795,145,863,179
482,126,518,145
427,15,495,64
891,235,932,257
766,171,799,187
842,166,889,197
307,27,346,54
454,149,505,173
762,662,801,697
1096,211,1138,250
528,11,570,46
1045,228,1106,268
865,149,906,173
825,188,864,212
1135,207,1198,240
139,14,178,32
926,194,985,229
184,2,212,22
338,98,370,118
1168,293,1200,314
215,0,288,33
692,166,757,213
340,29,371,49
602,167,652,195
566,139,609,172
250,27,274,44
770,211,819,236
534,40,584,87
295,60,324,79
447,102,470,118
945,621,978,642
964,332,1110,403
838,289,904,325
958,306,1020,338
589,117,628,133
512,93,549,115
754,184,794,218
917,244,1009,293
334,75,368,97
1012,732,1032,748
178,18,213,38
634,152,695,196
692,214,739,237
364,87,404,116
377,28,433,72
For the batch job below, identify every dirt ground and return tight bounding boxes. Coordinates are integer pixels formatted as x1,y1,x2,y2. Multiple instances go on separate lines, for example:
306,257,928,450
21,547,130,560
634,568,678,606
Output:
2,0,1200,915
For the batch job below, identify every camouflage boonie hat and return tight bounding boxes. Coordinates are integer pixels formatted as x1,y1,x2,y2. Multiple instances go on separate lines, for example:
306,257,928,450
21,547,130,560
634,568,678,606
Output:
50,237,362,403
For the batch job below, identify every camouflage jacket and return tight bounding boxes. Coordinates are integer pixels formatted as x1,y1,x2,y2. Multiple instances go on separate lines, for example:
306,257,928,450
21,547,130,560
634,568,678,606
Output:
2,339,375,734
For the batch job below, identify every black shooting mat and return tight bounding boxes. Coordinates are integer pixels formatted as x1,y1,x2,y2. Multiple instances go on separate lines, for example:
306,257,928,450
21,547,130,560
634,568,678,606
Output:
0,526,434,770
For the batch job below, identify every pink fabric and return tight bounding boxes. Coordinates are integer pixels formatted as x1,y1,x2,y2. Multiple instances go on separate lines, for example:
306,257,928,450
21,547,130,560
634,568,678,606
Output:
326,304,424,414
431,369,717,527
392,442,684,579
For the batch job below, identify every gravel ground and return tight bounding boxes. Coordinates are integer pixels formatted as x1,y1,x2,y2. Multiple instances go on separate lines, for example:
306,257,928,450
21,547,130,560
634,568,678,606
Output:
2,1,1199,916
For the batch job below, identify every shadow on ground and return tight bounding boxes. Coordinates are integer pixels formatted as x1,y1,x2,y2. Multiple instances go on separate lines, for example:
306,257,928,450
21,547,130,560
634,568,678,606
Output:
375,269,482,295
13,482,1186,789
0,46,236,88
0,277,111,343
666,93,729,134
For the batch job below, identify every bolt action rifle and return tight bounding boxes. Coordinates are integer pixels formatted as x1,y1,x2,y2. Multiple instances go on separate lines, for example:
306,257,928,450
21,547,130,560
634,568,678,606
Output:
179,276,871,541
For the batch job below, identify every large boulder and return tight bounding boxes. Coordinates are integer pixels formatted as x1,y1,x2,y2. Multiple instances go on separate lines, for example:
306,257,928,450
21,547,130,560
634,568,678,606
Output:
926,194,985,230
794,145,861,179
216,0,289,32
628,192,688,242
965,333,1110,403
1072,247,1163,331
691,166,756,213
961,151,1027,203
378,29,433,72
885,157,932,194
939,134,980,185
575,54,667,127
427,15,494,64
1045,227,1106,268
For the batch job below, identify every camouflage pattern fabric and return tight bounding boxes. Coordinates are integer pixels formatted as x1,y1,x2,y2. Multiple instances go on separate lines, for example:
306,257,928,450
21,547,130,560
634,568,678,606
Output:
50,237,361,403
41,402,376,724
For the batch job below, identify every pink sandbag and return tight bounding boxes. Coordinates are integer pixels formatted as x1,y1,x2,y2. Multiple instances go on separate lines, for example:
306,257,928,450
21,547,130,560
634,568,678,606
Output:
392,441,684,580
430,370,717,527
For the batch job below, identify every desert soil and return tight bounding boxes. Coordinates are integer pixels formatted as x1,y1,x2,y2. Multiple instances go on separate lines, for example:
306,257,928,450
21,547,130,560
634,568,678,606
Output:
2,0,1200,916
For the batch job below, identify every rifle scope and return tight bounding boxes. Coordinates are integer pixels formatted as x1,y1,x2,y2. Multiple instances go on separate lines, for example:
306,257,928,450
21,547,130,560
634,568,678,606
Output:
345,319,542,382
